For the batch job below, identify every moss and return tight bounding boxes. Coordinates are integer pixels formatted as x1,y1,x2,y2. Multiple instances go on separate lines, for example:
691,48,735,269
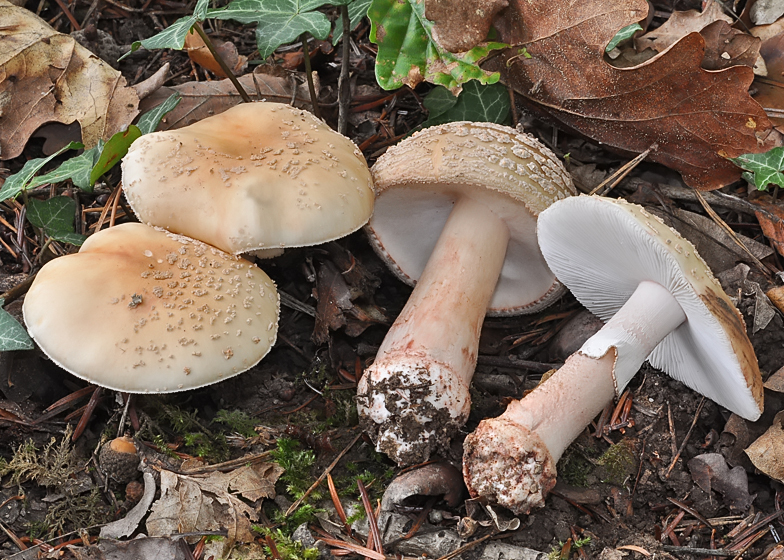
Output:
44,487,106,537
272,438,317,500
254,527,319,560
557,449,593,487
214,410,258,438
597,439,637,485
2,426,81,489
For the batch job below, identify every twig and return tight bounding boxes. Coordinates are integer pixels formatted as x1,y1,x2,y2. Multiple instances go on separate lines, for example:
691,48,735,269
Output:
433,533,495,560
72,386,104,441
337,5,351,135
285,431,362,516
662,545,734,557
665,397,705,478
301,34,321,120
667,403,677,457
0,273,35,306
692,189,774,278
589,144,656,196
193,23,251,103
358,478,383,555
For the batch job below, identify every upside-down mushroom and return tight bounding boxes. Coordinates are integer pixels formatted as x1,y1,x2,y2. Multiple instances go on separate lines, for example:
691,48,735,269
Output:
357,121,575,465
463,195,764,514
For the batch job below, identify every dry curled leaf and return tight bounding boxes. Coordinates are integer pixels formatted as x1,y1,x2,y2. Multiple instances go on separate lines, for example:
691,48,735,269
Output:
745,410,784,483
700,20,762,71
138,68,314,130
425,0,509,53
634,0,731,53
183,29,247,79
688,452,755,512
0,0,140,159
478,0,774,189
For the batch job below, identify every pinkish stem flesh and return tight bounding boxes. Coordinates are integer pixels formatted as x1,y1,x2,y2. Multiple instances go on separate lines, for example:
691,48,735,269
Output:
464,280,687,513
359,195,510,465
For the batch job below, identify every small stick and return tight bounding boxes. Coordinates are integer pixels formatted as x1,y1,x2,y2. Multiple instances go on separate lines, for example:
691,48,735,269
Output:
358,478,383,555
667,403,677,457
589,145,656,196
337,4,351,135
72,386,104,441
193,23,251,103
665,398,705,478
285,431,362,516
662,545,734,557
300,34,321,120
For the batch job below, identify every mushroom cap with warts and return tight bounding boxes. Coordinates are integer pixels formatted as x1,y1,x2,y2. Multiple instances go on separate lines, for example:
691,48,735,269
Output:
22,223,280,393
121,102,375,255
538,195,763,420
367,121,576,315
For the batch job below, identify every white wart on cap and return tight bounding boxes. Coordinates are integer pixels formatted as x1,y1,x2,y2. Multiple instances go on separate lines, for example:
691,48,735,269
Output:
121,102,374,255
22,223,279,393
358,121,575,466
463,195,763,514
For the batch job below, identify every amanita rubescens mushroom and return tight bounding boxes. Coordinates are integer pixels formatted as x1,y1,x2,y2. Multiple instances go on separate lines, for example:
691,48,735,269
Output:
121,102,374,256
463,195,764,514
357,121,575,466
22,223,279,393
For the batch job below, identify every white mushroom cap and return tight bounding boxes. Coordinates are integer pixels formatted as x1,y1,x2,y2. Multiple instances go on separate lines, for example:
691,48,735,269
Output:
368,121,575,315
538,195,763,420
22,223,280,393
121,102,375,255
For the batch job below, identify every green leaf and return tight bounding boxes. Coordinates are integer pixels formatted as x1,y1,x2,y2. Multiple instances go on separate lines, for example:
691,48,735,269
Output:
420,81,510,128
0,299,33,351
605,23,642,52
29,145,100,192
209,0,334,59
90,125,142,186
0,142,83,203
26,196,86,246
369,0,505,95
120,0,210,59
136,93,182,135
333,0,372,44
730,147,784,190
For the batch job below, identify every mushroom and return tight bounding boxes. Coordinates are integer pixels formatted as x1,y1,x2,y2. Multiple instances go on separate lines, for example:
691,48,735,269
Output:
22,223,279,393
357,121,576,466
463,195,764,514
121,102,375,256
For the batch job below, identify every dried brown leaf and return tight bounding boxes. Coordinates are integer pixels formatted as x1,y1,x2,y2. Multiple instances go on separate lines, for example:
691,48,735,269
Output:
688,453,755,511
183,29,247,79
482,0,774,189
700,21,761,71
425,0,509,52
746,194,784,257
635,0,731,53
138,69,313,131
745,411,784,482
0,0,139,159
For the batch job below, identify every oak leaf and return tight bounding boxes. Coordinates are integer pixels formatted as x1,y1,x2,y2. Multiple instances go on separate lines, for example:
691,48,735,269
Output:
480,0,774,189
634,0,731,53
0,0,139,160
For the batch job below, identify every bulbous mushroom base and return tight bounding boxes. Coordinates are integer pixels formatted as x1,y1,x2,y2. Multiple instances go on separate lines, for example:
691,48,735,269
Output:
462,416,556,515
357,360,471,466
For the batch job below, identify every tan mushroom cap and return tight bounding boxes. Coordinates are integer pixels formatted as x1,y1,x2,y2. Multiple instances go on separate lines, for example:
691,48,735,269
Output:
368,121,576,315
22,223,279,393
121,102,375,255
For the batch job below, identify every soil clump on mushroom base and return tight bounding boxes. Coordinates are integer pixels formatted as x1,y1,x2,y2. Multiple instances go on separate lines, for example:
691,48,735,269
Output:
1,6,784,558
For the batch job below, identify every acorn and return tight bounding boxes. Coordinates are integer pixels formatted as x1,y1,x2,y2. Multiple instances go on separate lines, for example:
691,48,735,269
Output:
99,436,140,484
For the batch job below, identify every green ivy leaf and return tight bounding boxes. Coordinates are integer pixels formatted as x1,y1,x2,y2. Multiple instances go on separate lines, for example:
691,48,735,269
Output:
120,0,210,59
0,142,83,204
333,0,372,44
369,0,505,95
420,82,510,128
605,23,642,52
136,93,182,135
209,0,337,59
90,125,142,186
730,147,784,190
26,196,87,246
30,145,100,192
0,298,33,351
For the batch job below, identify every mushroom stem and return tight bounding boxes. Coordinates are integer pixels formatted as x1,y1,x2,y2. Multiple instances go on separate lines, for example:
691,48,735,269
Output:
359,195,510,465
463,280,687,513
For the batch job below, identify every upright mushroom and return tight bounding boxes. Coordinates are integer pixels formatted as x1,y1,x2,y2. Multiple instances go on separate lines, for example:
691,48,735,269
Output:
121,102,374,256
463,195,764,514
357,121,575,466
23,223,279,393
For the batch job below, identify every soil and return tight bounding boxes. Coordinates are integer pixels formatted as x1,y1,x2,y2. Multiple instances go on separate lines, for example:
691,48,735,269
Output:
1,0,784,559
